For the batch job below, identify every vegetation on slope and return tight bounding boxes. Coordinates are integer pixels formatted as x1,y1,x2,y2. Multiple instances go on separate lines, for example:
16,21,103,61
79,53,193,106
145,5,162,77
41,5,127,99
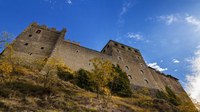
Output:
0,50,198,111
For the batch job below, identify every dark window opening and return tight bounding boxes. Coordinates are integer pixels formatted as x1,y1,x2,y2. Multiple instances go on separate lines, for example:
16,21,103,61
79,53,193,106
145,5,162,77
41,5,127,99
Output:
125,66,129,70
36,30,41,34
76,50,79,53
107,45,110,48
114,43,118,46
121,45,125,49
128,75,132,79
140,70,144,74
103,50,106,53
24,43,28,46
41,47,44,49
144,79,149,84
134,50,139,53
30,53,32,55
29,34,32,37
128,48,131,51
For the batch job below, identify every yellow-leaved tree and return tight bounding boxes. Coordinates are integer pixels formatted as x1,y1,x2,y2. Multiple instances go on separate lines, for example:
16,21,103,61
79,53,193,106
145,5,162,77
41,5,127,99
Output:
90,58,116,98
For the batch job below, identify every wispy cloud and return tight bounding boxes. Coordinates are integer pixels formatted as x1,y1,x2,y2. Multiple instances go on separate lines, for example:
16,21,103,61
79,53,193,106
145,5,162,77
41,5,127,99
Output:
148,62,168,72
127,32,143,40
172,59,180,64
157,14,178,25
66,0,72,5
185,15,200,31
185,46,200,102
118,1,132,24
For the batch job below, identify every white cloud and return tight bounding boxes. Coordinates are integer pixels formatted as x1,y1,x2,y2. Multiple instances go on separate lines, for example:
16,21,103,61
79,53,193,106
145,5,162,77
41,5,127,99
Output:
172,59,180,63
127,32,143,40
185,15,200,31
158,14,178,25
148,62,168,72
118,2,132,24
185,47,200,102
66,0,72,5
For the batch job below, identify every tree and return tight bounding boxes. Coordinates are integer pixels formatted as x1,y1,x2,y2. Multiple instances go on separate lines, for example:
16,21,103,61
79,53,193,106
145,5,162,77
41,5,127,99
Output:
0,31,13,50
89,58,116,98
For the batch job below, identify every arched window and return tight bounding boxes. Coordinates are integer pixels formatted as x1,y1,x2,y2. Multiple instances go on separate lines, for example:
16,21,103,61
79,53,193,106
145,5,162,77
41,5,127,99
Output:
128,75,132,79
125,66,129,70
36,30,41,34
144,79,149,84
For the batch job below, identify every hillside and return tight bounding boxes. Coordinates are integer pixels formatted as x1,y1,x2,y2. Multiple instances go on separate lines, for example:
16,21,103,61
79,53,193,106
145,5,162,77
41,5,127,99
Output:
0,66,198,112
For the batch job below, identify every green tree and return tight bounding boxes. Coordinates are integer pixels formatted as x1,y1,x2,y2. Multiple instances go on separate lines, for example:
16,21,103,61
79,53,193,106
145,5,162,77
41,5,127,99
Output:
109,65,132,97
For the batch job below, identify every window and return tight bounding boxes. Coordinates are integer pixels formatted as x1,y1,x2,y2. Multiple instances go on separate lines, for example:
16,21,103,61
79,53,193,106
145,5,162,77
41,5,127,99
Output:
76,50,79,53
29,53,32,55
125,66,129,70
140,70,144,74
36,30,41,34
41,47,44,49
114,43,118,46
134,50,139,53
128,48,131,51
118,56,122,60
107,45,110,48
103,50,106,53
24,43,28,46
29,34,32,37
144,79,149,84
140,63,144,67
128,75,132,79
121,45,125,49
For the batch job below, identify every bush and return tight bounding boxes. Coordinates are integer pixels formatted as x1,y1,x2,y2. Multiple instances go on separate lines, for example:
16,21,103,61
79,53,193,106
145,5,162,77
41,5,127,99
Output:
156,87,181,106
57,67,74,81
109,65,132,97
165,86,181,106
76,69,96,92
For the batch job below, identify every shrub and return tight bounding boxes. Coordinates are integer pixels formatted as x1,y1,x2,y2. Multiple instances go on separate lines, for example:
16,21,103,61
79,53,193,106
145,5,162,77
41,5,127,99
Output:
57,67,74,81
165,86,181,106
76,69,96,92
109,65,132,97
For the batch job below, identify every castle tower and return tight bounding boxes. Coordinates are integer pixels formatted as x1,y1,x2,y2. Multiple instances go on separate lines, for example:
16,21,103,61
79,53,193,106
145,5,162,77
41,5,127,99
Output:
101,40,161,90
2,22,66,65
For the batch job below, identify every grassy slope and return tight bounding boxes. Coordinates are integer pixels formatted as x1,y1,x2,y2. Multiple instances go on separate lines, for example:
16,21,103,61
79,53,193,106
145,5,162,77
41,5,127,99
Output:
0,69,198,112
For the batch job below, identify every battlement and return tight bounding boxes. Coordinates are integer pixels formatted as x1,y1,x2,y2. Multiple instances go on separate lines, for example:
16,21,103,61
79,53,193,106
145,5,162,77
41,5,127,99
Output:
28,22,67,34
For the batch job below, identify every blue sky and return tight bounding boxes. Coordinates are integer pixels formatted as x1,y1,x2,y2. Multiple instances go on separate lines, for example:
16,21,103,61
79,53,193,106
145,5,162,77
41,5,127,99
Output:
0,0,200,102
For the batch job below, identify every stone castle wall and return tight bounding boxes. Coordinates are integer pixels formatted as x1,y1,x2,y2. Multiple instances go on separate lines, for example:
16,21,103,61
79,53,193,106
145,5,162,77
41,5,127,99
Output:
2,23,186,94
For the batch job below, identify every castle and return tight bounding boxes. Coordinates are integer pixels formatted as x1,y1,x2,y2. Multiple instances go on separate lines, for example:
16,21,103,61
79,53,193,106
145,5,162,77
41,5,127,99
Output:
2,22,186,95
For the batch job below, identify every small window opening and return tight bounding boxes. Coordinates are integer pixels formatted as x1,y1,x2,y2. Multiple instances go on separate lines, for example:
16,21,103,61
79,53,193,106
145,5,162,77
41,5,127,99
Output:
103,50,106,53
115,43,118,46
144,79,149,84
107,45,110,48
118,56,122,60
128,48,131,51
76,50,79,53
134,50,139,53
36,30,41,34
140,63,144,67
140,70,144,74
121,46,125,49
128,75,132,79
24,43,28,46
125,66,129,70
30,53,32,55
29,34,32,37
41,47,44,49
